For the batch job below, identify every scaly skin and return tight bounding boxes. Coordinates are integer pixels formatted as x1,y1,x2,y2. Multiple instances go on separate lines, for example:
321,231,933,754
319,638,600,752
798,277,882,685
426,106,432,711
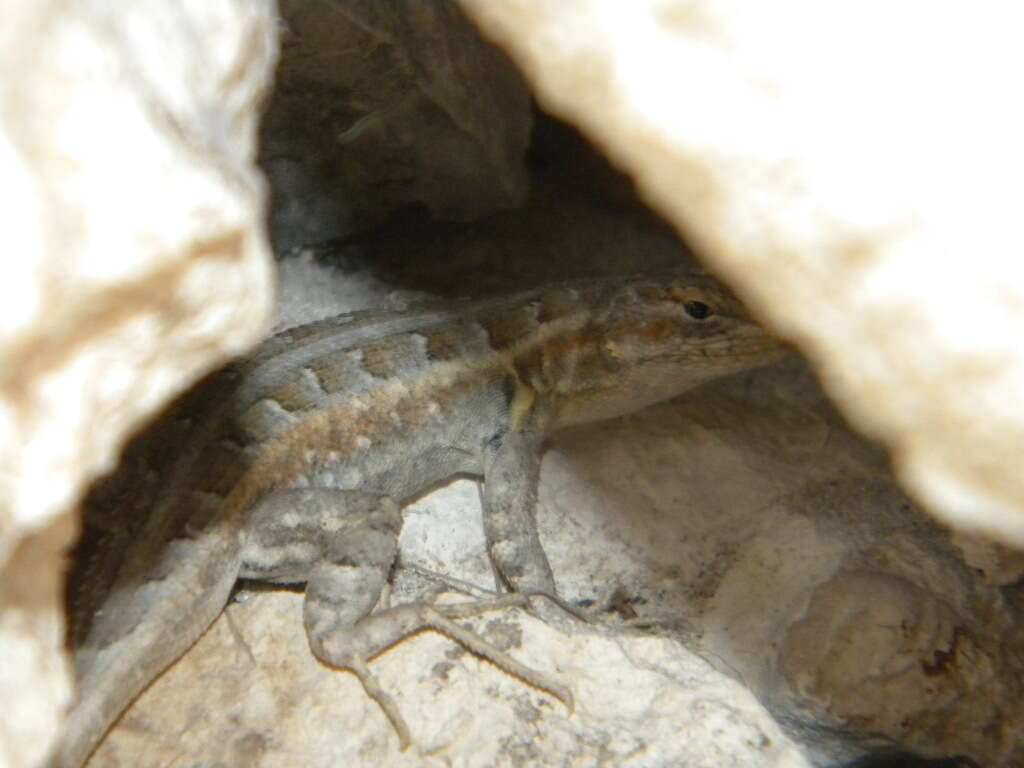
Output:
56,267,785,767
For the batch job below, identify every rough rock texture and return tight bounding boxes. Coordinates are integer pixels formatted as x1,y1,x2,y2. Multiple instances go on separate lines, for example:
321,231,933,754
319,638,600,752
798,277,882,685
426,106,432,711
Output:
87,591,808,768
261,0,533,251
11,1,1024,767
538,347,1024,766
460,0,1024,547
0,2,277,766
87,243,1024,767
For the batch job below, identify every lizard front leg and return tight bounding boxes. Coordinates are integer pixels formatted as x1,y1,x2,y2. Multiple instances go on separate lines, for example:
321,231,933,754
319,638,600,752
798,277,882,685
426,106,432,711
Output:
240,487,570,750
480,425,558,598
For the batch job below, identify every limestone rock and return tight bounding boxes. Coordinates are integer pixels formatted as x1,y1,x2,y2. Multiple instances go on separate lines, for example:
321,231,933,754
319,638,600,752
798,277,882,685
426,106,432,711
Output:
536,362,1024,766
460,0,1024,547
0,2,277,765
87,590,809,768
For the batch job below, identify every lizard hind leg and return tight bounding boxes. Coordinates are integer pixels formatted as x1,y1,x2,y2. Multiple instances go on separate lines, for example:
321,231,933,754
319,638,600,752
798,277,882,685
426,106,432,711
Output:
241,487,571,749
240,487,411,743
307,590,574,751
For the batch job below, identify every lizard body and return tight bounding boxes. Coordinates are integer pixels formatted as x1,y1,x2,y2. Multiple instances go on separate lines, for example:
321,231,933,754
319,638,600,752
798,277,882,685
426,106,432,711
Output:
55,268,784,767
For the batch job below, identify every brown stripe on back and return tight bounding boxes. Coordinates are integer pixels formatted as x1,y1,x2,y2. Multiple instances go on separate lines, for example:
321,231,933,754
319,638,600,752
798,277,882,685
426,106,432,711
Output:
359,334,425,379
190,440,250,496
419,321,488,363
216,415,258,452
235,398,298,444
478,302,541,350
265,369,324,412
308,349,370,395
223,356,500,522
222,392,397,522
513,324,602,392
535,287,581,323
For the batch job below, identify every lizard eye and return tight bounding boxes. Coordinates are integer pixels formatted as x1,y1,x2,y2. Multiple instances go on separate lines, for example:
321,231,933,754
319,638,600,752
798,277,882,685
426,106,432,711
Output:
683,300,712,320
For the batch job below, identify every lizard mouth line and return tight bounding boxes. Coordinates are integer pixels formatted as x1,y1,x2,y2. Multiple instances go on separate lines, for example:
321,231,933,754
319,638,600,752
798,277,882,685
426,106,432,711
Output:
689,337,785,359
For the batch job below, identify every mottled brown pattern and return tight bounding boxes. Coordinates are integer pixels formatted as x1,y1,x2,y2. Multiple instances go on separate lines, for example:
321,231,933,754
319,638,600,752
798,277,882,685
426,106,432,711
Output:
268,374,319,413
635,320,674,342
421,324,470,362
633,283,664,303
535,287,581,324
538,327,600,371
215,416,258,452
479,302,541,349
225,353,510,524
360,335,423,379
235,399,295,443
309,350,364,395
191,440,248,496
224,402,378,521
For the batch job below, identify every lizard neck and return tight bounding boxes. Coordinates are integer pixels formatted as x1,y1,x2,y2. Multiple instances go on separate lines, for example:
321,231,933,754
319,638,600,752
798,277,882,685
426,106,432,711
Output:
520,305,783,429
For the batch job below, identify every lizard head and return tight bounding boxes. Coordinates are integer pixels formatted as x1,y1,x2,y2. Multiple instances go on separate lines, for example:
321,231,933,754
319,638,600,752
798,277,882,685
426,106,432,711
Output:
553,268,787,427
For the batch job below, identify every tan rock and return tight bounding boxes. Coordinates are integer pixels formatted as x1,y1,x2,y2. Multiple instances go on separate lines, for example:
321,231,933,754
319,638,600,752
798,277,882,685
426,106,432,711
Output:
461,0,1024,547
0,2,277,765
87,590,809,768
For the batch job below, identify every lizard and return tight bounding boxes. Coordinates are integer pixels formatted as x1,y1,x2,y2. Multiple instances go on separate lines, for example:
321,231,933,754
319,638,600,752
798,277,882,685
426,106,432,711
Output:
52,265,785,767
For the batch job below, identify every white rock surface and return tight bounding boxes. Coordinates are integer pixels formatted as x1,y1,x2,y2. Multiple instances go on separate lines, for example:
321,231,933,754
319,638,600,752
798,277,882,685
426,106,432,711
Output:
460,0,1024,547
0,2,277,766
88,590,808,768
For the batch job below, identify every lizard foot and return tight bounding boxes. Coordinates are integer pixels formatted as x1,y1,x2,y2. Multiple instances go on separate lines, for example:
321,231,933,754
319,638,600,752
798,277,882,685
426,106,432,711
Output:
310,598,573,750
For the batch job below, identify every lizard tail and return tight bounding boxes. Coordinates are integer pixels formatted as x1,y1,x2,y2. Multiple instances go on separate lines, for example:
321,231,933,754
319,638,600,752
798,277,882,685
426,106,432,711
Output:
51,526,241,768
